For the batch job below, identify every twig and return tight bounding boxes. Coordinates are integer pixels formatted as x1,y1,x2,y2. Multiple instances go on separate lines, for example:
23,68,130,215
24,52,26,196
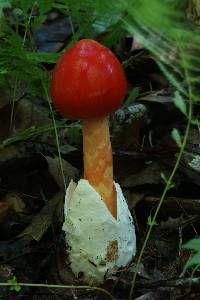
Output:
138,277,200,289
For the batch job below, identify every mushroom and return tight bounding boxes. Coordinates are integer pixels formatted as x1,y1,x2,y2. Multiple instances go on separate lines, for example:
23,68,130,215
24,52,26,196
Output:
51,39,136,284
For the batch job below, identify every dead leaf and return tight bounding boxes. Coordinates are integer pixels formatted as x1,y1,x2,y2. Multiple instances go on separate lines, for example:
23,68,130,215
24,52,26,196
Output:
19,192,63,241
0,145,26,162
0,264,13,278
121,161,165,187
14,98,50,133
45,156,79,191
124,190,145,209
139,89,173,104
0,202,10,223
4,192,25,214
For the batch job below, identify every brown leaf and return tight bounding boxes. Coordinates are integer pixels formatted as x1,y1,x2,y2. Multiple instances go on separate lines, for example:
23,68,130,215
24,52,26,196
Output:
4,192,26,214
0,202,10,223
121,161,165,187
14,98,50,133
45,156,79,191
138,89,174,104
19,192,63,241
0,264,13,278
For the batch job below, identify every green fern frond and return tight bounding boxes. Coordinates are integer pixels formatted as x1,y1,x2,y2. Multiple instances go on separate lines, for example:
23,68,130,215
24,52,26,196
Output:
0,26,50,96
122,0,199,108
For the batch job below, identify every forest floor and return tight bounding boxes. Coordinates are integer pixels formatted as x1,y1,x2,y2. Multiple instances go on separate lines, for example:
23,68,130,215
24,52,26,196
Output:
0,1,200,299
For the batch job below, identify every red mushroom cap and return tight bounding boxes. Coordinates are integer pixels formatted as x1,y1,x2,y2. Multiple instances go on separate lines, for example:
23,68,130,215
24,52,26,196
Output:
51,39,127,120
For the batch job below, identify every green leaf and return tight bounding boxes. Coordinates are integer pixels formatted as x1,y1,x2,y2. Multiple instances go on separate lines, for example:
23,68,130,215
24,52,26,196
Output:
122,0,200,111
160,172,175,189
18,0,35,14
0,68,7,74
27,52,60,63
0,1,11,9
147,215,158,226
7,276,21,292
161,172,168,184
173,91,187,116
157,62,187,96
184,239,200,252
123,87,140,107
183,239,200,269
13,8,23,16
67,123,82,146
101,21,127,48
171,128,182,147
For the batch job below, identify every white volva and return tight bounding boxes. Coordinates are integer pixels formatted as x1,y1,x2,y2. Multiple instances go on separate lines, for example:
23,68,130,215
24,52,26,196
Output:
62,179,136,284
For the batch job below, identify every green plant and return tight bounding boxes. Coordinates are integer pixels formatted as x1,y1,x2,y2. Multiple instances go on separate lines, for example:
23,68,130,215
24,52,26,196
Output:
1,281,113,298
7,276,21,292
0,0,199,298
0,122,66,150
183,239,200,270
119,0,199,298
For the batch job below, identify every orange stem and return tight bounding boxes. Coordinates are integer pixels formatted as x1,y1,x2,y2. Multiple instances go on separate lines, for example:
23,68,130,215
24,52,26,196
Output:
82,117,116,218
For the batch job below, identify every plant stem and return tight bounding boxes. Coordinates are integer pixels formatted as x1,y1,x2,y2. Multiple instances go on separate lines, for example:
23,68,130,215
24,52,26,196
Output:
0,282,113,299
42,81,67,191
128,76,193,300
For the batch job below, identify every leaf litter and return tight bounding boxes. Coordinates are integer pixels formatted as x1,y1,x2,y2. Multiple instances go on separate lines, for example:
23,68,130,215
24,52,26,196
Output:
0,1,200,299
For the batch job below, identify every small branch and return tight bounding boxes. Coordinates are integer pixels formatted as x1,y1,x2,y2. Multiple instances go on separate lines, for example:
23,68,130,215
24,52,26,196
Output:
138,277,200,289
